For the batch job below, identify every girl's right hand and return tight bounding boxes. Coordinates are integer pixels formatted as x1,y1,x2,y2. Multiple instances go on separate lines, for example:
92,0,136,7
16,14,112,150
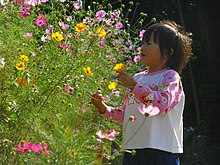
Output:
91,90,106,114
91,90,104,103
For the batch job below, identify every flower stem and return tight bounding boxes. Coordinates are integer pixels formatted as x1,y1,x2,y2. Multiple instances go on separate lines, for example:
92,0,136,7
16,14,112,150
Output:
121,117,147,148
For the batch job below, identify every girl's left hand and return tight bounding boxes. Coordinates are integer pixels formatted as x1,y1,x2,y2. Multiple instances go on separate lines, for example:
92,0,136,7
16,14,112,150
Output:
117,71,137,89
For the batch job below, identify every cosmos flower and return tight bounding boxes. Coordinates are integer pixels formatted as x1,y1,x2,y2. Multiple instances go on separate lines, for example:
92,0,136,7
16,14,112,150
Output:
97,27,106,37
69,149,78,159
139,29,146,40
75,23,86,32
35,14,48,28
134,55,141,63
16,77,28,87
96,10,106,21
96,130,117,142
108,82,117,90
19,55,29,62
115,22,123,30
19,6,30,18
73,0,82,10
52,32,64,42
138,104,160,117
83,66,93,76
16,62,25,70
113,63,125,72
23,32,33,38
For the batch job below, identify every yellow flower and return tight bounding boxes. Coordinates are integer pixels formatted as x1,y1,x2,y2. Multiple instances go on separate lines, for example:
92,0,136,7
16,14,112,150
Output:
108,82,117,90
16,77,27,87
69,149,78,159
83,66,93,76
52,32,64,42
75,23,86,32
97,27,107,37
19,55,29,62
16,62,25,70
113,63,125,72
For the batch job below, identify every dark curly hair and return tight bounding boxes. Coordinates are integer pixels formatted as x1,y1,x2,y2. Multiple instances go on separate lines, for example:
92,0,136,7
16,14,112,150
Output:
143,20,192,74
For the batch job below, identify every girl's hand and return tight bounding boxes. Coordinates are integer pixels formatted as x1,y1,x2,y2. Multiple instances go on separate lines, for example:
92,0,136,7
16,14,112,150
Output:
117,71,137,90
91,90,106,114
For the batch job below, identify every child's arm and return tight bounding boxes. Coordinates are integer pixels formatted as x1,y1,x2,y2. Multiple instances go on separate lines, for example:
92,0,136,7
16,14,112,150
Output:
91,91,125,124
132,70,183,114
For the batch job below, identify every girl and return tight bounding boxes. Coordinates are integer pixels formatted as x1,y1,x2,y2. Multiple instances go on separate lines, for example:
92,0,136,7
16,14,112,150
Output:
91,20,192,165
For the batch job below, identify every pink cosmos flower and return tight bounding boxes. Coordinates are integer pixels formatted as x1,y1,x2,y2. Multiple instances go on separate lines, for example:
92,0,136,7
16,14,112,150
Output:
96,10,106,21
138,104,160,117
17,141,50,155
115,22,123,30
19,6,30,18
134,55,141,63
105,19,113,26
31,143,42,152
35,14,48,28
98,41,105,48
139,29,146,40
110,12,120,20
25,0,48,6
25,0,40,6
96,130,117,142
64,82,74,94
23,32,33,38
126,59,132,65
16,0,24,5
58,44,69,49
17,141,33,152
59,21,69,31
45,25,54,34
40,0,49,3
73,0,82,10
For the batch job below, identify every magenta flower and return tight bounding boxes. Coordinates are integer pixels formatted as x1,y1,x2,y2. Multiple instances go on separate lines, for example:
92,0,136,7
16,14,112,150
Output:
138,104,160,117
19,6,30,18
58,44,69,49
110,12,120,20
96,130,117,142
139,29,146,40
17,141,50,155
134,55,141,63
35,14,48,28
17,141,33,152
126,59,132,65
64,82,74,94
96,10,106,21
16,0,24,5
98,41,105,48
31,143,42,152
115,22,123,30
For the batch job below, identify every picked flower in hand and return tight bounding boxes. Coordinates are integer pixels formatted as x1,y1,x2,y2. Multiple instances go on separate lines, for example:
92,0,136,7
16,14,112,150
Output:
113,63,125,72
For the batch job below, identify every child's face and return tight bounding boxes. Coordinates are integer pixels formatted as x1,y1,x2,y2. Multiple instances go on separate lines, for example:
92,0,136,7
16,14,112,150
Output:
140,34,167,72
